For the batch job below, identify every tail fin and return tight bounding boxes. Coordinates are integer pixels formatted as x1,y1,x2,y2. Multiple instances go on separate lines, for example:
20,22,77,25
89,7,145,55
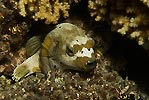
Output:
12,51,41,82
26,36,42,58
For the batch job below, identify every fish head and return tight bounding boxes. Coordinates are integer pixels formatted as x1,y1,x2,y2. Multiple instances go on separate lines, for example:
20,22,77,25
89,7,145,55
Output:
60,35,97,72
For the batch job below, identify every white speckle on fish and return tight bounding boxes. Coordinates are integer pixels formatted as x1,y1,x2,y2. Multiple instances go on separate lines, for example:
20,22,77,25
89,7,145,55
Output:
70,36,91,47
75,47,94,58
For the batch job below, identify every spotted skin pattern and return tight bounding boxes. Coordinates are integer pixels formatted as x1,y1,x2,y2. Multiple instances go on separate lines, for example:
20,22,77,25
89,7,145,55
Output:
40,23,96,74
12,23,97,81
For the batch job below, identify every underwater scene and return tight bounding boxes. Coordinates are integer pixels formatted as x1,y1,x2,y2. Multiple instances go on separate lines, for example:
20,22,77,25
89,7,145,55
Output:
0,0,149,99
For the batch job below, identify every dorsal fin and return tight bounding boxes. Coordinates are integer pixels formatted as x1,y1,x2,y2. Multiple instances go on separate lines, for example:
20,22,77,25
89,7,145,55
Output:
26,36,42,57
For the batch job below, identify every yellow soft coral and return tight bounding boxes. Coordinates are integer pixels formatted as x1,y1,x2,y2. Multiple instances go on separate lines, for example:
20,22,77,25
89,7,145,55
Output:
140,0,149,7
88,0,107,21
110,1,149,45
17,0,71,24
88,0,149,46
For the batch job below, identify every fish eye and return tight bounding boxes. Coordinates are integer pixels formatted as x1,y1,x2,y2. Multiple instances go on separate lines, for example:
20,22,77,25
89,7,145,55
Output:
66,47,74,56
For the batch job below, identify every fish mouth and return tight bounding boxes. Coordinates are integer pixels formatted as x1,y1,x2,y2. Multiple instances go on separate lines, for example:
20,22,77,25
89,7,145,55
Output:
59,60,97,72
59,62,84,71
85,60,97,71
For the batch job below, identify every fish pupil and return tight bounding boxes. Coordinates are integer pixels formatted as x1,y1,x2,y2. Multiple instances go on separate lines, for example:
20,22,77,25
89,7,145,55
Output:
66,47,74,56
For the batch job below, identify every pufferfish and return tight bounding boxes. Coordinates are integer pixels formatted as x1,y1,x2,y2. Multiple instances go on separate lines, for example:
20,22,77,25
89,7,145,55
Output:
12,23,97,81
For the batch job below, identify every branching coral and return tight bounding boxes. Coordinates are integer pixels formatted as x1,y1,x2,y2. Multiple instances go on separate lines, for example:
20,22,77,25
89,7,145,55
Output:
16,0,80,24
88,0,107,21
109,0,149,46
140,0,149,7
88,0,149,46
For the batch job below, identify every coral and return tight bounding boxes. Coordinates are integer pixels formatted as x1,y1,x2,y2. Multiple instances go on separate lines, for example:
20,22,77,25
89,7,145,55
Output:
0,1,148,99
0,41,10,61
109,0,149,46
0,55,147,100
140,0,149,7
1,21,29,44
0,15,147,98
88,0,107,21
88,0,149,46
0,75,11,88
0,1,30,74
0,20,30,74
16,0,81,24
0,1,29,48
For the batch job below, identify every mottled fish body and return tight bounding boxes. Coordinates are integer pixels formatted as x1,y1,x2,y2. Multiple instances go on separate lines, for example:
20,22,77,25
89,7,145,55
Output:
13,23,97,81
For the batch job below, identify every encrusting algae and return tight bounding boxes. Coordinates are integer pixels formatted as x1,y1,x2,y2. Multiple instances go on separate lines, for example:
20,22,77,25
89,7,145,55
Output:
13,23,97,81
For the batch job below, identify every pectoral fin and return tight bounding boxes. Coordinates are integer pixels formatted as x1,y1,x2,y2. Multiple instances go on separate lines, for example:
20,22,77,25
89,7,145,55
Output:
40,56,51,75
26,36,42,57
40,56,59,75
12,51,41,81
